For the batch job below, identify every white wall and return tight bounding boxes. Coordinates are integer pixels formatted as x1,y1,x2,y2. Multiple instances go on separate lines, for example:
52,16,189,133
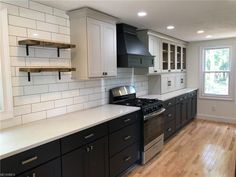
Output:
187,38,236,123
0,0,148,129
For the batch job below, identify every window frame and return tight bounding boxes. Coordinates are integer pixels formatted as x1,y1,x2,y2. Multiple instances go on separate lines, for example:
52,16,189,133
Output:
0,8,13,120
199,45,234,101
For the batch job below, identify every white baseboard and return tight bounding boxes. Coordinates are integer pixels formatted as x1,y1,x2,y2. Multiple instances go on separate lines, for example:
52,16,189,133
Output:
196,114,236,124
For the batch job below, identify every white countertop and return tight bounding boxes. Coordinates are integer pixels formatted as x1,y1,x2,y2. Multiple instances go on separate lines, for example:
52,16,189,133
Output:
140,88,198,101
0,104,140,160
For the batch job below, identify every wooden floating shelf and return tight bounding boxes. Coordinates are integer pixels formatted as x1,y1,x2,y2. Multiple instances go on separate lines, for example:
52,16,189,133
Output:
18,39,76,57
19,67,76,81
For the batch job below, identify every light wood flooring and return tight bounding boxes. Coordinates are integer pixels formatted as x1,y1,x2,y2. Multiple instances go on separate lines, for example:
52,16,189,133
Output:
126,120,236,177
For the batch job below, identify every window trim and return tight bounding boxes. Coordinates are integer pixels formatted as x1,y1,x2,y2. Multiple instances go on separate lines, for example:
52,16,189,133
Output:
199,45,234,101
0,8,13,120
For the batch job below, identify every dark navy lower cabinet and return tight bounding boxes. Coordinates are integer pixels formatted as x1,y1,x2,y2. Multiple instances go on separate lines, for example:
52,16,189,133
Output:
164,90,198,141
0,111,141,177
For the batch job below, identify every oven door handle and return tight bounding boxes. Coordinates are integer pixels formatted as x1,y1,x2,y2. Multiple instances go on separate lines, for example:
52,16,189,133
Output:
144,108,166,121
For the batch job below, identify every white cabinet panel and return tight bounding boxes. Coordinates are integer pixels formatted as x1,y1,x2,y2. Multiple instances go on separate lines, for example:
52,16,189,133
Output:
87,18,103,77
102,23,117,77
175,73,186,90
148,35,161,74
161,74,176,94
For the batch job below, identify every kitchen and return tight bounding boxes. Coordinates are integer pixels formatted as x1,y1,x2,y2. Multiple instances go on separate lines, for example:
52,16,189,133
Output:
0,1,235,177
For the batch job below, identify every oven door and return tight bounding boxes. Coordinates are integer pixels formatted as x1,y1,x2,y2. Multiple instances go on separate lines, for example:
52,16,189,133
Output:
143,108,165,149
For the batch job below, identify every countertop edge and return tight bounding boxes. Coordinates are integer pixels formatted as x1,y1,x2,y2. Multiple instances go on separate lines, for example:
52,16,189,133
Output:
0,105,140,160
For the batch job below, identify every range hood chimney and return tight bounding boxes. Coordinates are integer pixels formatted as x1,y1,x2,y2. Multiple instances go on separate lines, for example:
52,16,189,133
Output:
117,23,154,68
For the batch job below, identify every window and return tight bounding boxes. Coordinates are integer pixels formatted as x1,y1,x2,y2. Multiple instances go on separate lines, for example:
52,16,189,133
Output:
200,46,233,100
0,8,13,120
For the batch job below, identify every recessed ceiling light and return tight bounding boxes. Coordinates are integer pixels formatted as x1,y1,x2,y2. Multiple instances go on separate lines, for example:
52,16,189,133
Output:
137,11,147,17
167,25,175,30
33,33,39,36
206,35,212,38
197,30,204,34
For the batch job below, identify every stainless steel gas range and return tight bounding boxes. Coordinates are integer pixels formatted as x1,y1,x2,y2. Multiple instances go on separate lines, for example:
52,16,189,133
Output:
109,86,165,164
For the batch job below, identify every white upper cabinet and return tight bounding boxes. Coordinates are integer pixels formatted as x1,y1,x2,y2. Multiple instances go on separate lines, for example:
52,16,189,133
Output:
148,35,161,74
68,8,118,80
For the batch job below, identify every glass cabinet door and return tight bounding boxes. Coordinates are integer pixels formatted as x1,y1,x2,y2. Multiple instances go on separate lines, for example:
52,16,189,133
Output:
162,43,169,71
182,47,186,70
177,46,182,70
170,44,175,71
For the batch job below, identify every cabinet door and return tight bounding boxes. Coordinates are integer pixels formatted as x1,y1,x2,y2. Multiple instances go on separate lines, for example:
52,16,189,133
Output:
170,44,176,71
86,136,109,177
187,97,192,122
176,46,182,71
175,103,182,130
62,147,86,177
148,35,161,74
191,96,197,119
87,18,103,77
182,47,186,71
181,100,188,126
162,42,169,72
102,23,117,77
18,158,61,177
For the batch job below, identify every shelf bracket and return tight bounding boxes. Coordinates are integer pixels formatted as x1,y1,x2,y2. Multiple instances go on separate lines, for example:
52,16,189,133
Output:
57,48,60,57
27,72,31,82
58,71,61,80
26,45,29,56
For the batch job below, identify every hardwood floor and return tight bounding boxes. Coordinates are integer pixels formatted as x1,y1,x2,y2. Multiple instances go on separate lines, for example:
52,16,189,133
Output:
126,120,236,177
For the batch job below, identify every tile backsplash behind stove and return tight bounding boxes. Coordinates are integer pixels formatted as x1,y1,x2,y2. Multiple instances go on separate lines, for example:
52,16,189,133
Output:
0,0,148,129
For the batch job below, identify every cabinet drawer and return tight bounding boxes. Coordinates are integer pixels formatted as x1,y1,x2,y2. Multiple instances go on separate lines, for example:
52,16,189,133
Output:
0,140,60,176
164,106,175,123
17,158,61,177
109,111,139,133
61,123,108,154
164,98,176,108
176,95,184,104
109,123,140,156
110,143,140,177
164,119,176,140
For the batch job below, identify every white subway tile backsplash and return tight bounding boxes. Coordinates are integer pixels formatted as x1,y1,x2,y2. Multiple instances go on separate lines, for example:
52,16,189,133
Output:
53,8,69,19
34,48,57,58
9,36,17,46
11,57,26,66
24,85,48,95
12,86,24,96
12,76,32,86
14,94,41,106
10,46,34,57
29,1,53,14
47,107,66,118
41,92,61,102
74,95,89,104
9,26,27,37
51,33,70,43
19,7,45,21
67,103,83,113
28,29,51,40
26,57,50,66
22,111,46,124
79,88,94,95
37,21,58,33
32,101,54,112
14,105,31,116
1,0,28,8
49,83,68,92
69,82,85,89
58,26,70,35
46,14,67,26
55,98,73,108
62,90,80,98
0,2,19,15
33,75,57,85
9,15,36,28
88,93,101,101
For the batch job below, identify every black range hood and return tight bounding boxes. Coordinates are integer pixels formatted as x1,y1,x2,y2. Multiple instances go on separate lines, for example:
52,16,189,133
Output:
117,23,154,68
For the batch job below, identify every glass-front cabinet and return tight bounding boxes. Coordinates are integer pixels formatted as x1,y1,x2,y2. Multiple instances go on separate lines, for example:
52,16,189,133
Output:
161,41,186,72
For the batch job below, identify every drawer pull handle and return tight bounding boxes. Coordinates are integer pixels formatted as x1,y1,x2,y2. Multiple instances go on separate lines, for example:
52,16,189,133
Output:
124,118,131,123
84,133,94,139
22,156,38,165
123,135,132,141
168,102,172,106
124,156,132,162
168,128,172,132
168,114,172,117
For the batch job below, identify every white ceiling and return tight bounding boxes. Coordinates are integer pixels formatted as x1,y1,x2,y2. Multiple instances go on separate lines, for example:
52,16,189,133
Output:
35,0,236,42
